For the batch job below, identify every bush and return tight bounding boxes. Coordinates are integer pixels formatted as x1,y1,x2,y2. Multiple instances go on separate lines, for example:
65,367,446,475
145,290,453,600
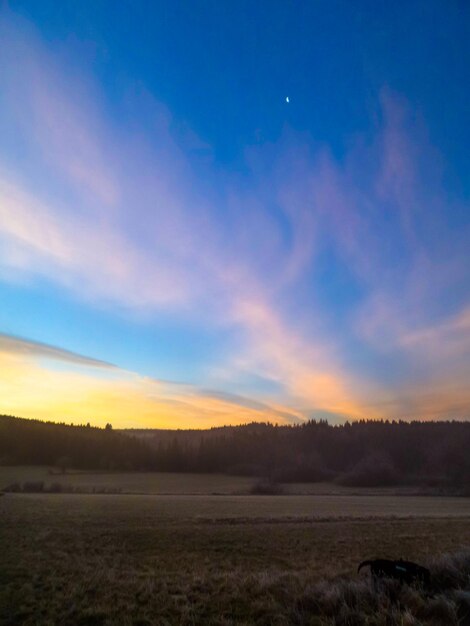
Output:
22,481,45,493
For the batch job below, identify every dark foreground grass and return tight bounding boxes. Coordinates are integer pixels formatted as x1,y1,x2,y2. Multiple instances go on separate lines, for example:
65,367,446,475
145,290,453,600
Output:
1,494,470,625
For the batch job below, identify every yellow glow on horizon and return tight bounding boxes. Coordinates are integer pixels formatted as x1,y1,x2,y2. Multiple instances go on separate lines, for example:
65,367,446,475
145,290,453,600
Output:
0,352,297,429
2,340,467,429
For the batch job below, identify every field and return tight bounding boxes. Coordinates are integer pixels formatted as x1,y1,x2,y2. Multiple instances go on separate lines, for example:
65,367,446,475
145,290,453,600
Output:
1,470,470,625
0,466,462,497
0,466,256,496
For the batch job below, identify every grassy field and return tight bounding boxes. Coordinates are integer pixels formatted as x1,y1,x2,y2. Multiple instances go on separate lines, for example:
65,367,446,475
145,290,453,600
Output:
0,466,461,497
1,488,470,625
0,466,256,495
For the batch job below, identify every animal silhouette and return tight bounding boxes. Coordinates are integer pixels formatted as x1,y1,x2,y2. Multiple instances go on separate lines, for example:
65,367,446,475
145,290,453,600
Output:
358,559,431,586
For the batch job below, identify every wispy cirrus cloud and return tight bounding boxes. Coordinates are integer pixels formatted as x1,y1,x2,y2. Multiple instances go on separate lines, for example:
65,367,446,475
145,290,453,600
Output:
0,10,469,424
0,333,116,369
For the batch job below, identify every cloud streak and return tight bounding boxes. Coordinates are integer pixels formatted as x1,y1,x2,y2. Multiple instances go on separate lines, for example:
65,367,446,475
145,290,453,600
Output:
0,333,116,369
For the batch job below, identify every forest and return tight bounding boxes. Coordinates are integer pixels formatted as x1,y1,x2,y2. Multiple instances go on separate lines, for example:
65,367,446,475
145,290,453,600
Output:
2,414,470,490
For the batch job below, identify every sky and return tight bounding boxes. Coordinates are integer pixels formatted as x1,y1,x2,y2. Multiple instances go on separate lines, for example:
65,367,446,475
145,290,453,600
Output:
0,0,469,428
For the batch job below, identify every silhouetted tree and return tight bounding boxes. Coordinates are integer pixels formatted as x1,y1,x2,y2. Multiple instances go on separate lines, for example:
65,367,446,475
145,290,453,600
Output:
2,415,470,489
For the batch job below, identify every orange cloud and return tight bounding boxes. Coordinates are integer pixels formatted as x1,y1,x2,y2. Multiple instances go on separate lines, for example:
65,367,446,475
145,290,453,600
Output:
227,297,375,420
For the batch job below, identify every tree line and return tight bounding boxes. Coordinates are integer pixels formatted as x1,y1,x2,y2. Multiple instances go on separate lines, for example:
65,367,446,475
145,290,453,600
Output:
0,415,154,471
2,414,470,490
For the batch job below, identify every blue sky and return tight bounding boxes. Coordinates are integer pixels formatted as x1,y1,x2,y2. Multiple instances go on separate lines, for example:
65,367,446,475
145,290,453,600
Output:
0,1,469,427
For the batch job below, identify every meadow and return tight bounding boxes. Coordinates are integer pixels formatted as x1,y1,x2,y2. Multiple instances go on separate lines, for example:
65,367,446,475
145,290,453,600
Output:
1,470,470,624
0,466,464,498
0,466,256,496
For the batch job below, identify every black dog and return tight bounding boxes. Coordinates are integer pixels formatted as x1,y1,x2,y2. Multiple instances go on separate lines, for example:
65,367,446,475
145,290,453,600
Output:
358,559,431,587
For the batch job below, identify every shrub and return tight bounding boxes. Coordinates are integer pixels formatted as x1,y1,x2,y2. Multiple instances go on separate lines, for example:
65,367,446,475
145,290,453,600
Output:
22,481,45,492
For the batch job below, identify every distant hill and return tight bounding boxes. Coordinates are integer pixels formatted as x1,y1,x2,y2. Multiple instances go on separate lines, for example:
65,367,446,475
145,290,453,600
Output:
2,414,470,490
121,422,273,446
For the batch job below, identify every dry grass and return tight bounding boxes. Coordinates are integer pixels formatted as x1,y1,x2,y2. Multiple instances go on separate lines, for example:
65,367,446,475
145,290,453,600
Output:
0,466,256,495
0,466,457,497
1,493,470,624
